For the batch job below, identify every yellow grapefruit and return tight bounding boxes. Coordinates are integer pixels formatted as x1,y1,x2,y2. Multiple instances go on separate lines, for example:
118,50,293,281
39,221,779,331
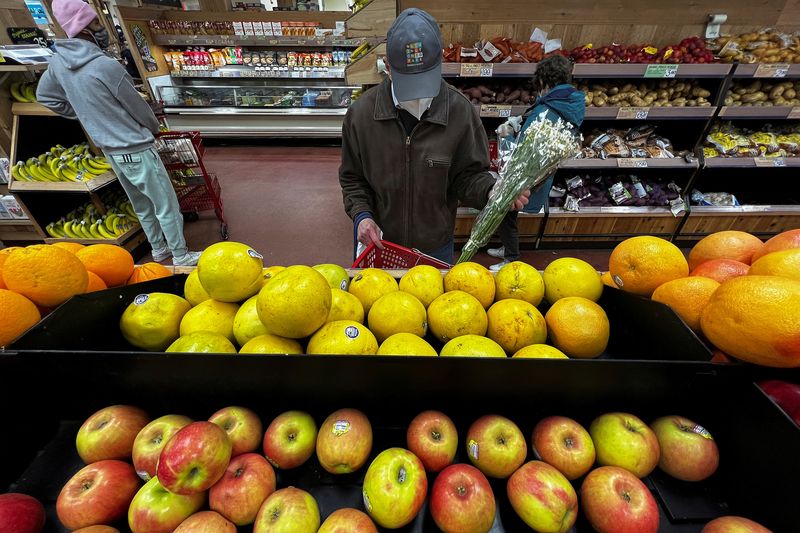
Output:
368,291,427,343
609,236,689,297
120,292,191,351
440,335,506,358
179,299,239,343
545,297,609,359
513,344,569,359
427,290,488,342
197,242,264,302
399,265,444,308
239,334,303,354
444,262,495,309
257,265,332,339
306,320,378,355
166,332,237,353
314,264,350,291
348,268,398,314
486,299,547,354
652,276,720,332
184,269,211,307
377,333,438,356
233,295,269,346
328,288,365,323
542,257,603,304
494,261,545,305
749,249,800,281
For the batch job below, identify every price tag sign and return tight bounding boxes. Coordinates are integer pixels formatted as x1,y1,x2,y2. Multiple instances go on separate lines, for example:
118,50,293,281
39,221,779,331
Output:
460,63,493,77
617,158,649,168
754,63,790,78
479,104,513,117
754,157,787,167
787,106,800,119
644,64,678,78
617,107,650,120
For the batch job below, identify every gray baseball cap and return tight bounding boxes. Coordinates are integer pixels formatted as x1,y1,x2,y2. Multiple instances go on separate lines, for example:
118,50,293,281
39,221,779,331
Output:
386,8,442,102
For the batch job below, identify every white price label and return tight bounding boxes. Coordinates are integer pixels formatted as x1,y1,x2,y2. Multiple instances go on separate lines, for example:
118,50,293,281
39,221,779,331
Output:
754,157,786,167
479,104,513,117
787,107,800,120
460,63,493,77
617,107,650,120
617,158,648,168
754,63,790,78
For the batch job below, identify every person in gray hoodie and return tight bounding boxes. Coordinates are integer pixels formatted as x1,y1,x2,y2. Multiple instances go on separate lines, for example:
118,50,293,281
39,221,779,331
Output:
37,0,201,266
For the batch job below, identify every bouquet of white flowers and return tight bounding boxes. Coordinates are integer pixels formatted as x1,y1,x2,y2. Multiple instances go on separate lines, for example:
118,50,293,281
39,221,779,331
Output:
458,112,580,263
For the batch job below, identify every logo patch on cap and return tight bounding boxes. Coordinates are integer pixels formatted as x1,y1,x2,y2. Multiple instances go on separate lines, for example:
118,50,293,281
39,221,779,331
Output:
405,41,424,67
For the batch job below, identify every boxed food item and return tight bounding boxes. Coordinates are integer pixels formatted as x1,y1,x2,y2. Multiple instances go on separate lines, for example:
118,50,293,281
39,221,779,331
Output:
1,195,27,219
0,158,9,184
232,22,245,36
243,22,255,36
272,22,282,36
253,22,264,37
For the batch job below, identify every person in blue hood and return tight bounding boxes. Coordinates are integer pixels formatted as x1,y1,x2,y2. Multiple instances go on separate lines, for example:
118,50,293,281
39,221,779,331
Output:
488,55,585,270
37,0,202,266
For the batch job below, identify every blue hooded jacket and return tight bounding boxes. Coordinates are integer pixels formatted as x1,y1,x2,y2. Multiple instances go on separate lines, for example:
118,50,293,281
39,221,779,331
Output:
516,84,585,212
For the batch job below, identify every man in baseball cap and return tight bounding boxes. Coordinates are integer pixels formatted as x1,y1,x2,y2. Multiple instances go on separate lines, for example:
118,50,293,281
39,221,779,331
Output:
339,8,528,264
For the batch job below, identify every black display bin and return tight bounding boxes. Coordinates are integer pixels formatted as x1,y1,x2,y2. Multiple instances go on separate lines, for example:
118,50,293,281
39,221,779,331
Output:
4,277,797,532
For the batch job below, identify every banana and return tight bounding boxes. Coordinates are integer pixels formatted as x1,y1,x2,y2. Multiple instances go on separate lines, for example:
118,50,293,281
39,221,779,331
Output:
63,220,80,239
104,213,118,233
11,162,32,182
80,158,105,176
59,164,79,182
25,161,49,182
88,221,103,240
124,203,137,219
351,41,370,60
10,82,30,103
112,217,126,236
22,83,37,103
96,221,116,240
45,222,61,238
79,221,93,239
87,157,111,171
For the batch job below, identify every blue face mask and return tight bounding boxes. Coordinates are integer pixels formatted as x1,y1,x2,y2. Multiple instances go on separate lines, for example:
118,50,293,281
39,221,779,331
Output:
92,28,110,49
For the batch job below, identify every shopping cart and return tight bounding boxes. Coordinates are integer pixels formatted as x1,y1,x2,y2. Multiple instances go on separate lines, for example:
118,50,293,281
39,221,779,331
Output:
352,240,451,269
154,131,229,240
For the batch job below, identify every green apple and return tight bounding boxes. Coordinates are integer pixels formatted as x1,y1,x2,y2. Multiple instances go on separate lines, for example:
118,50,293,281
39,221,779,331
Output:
253,487,319,533
362,448,427,529
589,412,660,478
128,477,205,533
314,264,350,291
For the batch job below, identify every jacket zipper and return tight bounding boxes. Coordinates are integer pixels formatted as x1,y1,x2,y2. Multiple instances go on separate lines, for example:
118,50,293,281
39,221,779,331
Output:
405,122,424,245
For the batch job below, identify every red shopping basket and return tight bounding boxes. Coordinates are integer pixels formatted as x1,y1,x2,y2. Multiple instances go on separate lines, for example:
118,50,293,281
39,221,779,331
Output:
352,241,451,269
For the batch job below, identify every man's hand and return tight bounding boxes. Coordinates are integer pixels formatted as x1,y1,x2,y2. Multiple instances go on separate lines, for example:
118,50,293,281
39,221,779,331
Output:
357,218,384,249
511,190,531,211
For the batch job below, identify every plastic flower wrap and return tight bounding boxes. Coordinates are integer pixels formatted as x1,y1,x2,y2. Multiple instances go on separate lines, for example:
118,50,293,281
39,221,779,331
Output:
458,112,581,263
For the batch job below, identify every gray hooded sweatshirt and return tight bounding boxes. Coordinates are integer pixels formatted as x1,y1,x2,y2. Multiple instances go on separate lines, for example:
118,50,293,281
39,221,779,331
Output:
37,39,159,155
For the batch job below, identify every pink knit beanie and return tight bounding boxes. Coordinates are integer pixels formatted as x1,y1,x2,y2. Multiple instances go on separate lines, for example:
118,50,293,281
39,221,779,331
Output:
52,0,98,38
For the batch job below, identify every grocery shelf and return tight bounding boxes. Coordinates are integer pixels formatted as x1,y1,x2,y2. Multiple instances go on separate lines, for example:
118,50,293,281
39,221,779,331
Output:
0,218,31,225
732,63,800,78
572,63,731,78
560,158,698,169
152,35,363,48
441,62,536,78
42,223,142,246
11,102,56,117
689,205,800,215
703,157,800,168
548,206,677,215
584,106,715,120
471,103,528,117
0,64,47,72
718,105,800,119
170,65,346,79
8,171,117,193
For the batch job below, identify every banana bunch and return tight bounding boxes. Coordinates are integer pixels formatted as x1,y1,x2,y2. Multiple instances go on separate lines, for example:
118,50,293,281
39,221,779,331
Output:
45,189,139,241
11,143,112,183
351,0,370,12
350,41,371,61
10,81,37,103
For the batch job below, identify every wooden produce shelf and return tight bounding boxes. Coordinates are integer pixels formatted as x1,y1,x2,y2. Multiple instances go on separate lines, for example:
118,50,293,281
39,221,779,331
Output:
732,63,800,78
678,205,800,239
170,66,346,79
0,64,48,72
345,42,385,86
718,106,800,119
8,171,117,193
11,102,56,117
0,219,32,225
472,104,529,118
152,35,363,48
572,63,731,78
542,207,683,242
703,157,800,169
584,106,716,120
43,224,145,249
560,158,698,170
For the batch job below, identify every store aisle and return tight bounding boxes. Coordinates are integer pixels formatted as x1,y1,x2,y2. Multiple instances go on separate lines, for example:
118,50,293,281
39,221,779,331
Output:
180,145,614,269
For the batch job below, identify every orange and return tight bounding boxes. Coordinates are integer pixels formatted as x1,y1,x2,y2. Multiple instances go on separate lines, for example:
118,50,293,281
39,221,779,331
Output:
85,271,108,293
690,259,749,284
0,289,41,347
749,249,800,281
688,231,764,269
752,229,800,263
76,244,134,287
444,262,495,309
652,276,720,332
128,262,172,285
0,247,22,289
701,275,800,368
52,242,85,254
600,271,615,288
609,236,689,297
545,297,609,358
2,245,88,307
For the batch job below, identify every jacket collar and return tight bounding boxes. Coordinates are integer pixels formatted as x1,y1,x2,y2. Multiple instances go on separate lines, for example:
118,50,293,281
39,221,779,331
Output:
373,78,449,126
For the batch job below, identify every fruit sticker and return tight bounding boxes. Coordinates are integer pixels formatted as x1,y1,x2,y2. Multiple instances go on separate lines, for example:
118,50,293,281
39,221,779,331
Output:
613,275,624,287
362,489,372,512
468,439,479,460
333,420,350,436
247,249,263,260
344,326,360,339
397,466,407,483
133,294,149,305
340,279,348,290
691,425,714,440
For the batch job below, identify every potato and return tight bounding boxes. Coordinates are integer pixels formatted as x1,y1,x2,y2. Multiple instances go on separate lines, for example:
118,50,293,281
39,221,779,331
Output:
608,86,620,96
688,99,697,106
593,96,606,106
770,85,785,100
622,83,635,93
699,101,712,107
692,87,711,98
655,98,668,106
730,93,741,101
724,96,734,106
745,81,762,93
741,91,765,103
644,95,656,105
674,82,686,93
773,97,786,106
657,89,669,100
479,96,491,104
631,96,647,107
784,88,797,99
672,97,687,107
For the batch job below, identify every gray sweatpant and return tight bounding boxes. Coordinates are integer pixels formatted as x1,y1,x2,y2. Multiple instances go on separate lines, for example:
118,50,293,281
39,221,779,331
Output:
105,147,188,258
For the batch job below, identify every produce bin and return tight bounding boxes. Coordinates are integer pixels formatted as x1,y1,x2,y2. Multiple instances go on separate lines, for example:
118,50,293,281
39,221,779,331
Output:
10,275,713,362
1,351,798,532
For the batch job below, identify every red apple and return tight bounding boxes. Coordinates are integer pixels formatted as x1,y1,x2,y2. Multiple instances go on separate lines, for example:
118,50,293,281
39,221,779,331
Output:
362,448,427,529
73,527,120,533
531,416,595,480
157,421,232,495
56,460,140,530
651,415,719,481
174,511,236,532
507,461,578,533
210,453,276,526
132,414,193,481
0,493,45,533
581,466,659,533
318,508,378,533
407,410,458,473
702,516,774,533
75,405,149,464
466,415,527,479
262,410,318,469
759,380,800,426
128,477,205,533
316,408,372,474
254,487,320,533
589,412,660,478
209,406,263,457
431,464,496,533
